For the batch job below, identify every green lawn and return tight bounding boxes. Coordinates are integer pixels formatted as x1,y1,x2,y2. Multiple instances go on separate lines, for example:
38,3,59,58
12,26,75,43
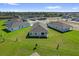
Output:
0,20,79,56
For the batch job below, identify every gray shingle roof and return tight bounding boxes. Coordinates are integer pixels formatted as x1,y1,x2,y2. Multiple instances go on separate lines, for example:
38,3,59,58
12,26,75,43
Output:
72,18,79,21
13,15,21,19
6,15,28,28
6,20,22,28
48,21,72,28
30,22,48,32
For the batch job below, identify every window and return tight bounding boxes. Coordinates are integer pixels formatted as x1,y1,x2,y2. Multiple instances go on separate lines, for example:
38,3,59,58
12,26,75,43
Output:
11,28,13,30
35,33,37,35
29,33,32,35
22,25,23,28
45,32,47,34
19,26,21,29
41,32,44,35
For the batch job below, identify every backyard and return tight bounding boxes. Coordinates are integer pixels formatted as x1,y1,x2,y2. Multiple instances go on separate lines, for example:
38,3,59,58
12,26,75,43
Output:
0,20,79,56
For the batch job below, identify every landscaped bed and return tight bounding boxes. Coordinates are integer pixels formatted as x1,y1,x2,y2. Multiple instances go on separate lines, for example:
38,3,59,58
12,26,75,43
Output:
0,20,79,56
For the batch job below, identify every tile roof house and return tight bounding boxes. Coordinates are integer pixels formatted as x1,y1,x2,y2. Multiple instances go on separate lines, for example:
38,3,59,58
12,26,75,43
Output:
6,15,30,31
48,21,72,32
28,22,48,38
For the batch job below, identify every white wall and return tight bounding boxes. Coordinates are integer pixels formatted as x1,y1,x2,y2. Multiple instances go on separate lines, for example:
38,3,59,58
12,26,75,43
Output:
48,23,70,32
29,32,47,37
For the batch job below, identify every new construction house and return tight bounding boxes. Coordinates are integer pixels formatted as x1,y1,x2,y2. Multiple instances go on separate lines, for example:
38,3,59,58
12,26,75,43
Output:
28,22,48,38
47,21,72,32
6,15,30,31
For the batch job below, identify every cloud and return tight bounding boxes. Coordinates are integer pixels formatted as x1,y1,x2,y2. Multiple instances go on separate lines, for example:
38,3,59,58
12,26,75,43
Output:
7,3,19,5
45,6,62,9
72,7,78,10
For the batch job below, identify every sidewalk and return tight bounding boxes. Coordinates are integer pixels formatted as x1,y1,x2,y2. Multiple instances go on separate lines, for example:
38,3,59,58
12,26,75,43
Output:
31,52,40,56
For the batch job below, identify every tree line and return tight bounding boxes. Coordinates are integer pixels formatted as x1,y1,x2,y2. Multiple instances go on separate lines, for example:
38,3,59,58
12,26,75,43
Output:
0,12,78,19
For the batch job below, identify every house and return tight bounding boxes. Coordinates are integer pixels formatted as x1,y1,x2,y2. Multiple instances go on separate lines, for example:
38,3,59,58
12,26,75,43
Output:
30,18,36,21
63,13,72,19
6,16,30,31
63,15,70,19
7,15,21,21
29,17,47,21
37,17,47,20
28,22,48,38
47,17,62,22
72,18,79,22
47,21,72,32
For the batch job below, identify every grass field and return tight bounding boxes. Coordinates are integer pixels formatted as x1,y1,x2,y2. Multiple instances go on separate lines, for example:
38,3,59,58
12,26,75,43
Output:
0,20,79,56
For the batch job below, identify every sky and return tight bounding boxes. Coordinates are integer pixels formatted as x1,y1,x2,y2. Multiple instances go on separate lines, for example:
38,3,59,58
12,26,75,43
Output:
0,3,79,12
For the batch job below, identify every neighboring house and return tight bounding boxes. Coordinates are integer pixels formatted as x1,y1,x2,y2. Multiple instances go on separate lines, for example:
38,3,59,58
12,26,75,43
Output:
47,21,72,32
47,17,62,21
37,17,47,20
7,15,22,21
6,16,30,31
72,18,79,22
30,18,36,21
13,15,21,18
28,22,48,38
22,18,28,22
29,17,47,21
63,14,71,19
